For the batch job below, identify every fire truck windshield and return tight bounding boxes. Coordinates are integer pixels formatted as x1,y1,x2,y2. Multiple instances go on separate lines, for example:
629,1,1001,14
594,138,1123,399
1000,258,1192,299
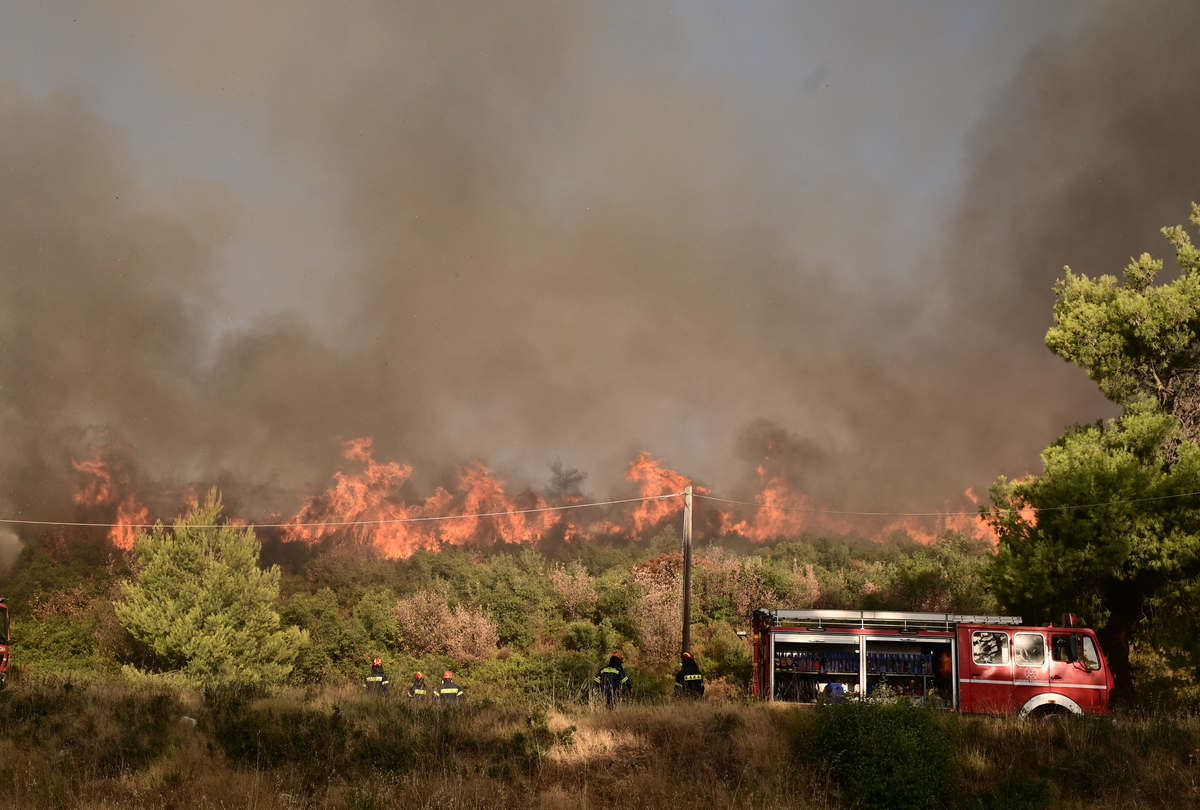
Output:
0,606,7,644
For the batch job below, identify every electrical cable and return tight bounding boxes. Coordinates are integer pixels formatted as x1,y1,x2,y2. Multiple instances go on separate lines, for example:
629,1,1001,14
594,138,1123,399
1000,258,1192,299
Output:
0,493,682,531
693,490,1200,516
5,486,1200,532
693,493,982,517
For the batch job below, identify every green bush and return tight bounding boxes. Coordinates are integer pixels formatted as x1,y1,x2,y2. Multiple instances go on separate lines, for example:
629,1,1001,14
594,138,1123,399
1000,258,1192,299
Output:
281,587,372,683
560,619,616,656
465,651,597,703
812,700,951,810
116,492,307,687
352,587,398,647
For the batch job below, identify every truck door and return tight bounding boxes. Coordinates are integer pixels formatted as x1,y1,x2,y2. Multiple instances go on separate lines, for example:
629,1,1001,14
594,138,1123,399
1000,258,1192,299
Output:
1049,632,1107,713
961,628,1014,713
1011,631,1049,709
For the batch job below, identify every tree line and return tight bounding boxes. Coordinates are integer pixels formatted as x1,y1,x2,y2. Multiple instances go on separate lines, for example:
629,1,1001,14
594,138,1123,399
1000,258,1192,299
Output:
0,493,995,701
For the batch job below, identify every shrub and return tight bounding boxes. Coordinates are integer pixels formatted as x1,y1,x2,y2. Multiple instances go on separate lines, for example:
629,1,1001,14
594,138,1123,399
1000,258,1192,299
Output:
548,562,598,620
281,587,372,683
631,555,682,666
115,491,307,688
393,588,498,661
812,700,952,810
966,772,1051,810
465,651,597,703
560,619,617,656
0,680,183,777
353,587,399,649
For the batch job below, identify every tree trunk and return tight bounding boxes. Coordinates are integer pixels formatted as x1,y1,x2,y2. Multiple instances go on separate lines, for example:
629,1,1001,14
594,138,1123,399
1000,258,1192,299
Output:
1099,622,1134,710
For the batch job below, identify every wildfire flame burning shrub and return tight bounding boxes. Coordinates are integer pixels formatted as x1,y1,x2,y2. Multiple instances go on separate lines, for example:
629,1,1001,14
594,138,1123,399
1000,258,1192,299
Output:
62,434,1000,569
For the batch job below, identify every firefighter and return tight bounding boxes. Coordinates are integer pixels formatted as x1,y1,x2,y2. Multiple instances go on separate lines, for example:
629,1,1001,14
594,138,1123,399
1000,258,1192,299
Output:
822,680,845,703
435,670,465,704
594,652,632,709
930,650,953,706
409,671,430,701
674,651,705,699
365,658,390,696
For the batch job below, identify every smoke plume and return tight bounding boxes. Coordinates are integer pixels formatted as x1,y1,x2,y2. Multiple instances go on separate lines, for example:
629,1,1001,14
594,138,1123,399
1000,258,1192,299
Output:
0,1,1197,540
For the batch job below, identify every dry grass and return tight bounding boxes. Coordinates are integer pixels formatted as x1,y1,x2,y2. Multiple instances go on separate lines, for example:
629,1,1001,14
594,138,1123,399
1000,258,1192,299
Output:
0,677,1196,809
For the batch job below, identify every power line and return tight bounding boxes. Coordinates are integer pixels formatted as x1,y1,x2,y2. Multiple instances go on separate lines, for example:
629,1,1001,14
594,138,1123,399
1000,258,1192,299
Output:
694,490,1200,516
693,493,983,517
4,487,1200,532
0,493,681,531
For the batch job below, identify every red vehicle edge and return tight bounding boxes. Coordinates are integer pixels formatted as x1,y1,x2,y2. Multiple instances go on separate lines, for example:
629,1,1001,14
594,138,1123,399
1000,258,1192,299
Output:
0,595,8,687
751,609,1114,717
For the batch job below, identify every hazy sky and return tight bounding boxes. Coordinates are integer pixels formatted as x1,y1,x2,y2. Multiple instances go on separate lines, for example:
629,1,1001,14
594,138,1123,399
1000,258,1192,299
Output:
1,0,1196,529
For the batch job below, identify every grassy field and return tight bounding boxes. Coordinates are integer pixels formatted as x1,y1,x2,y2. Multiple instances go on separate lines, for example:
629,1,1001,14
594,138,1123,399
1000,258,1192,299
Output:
0,676,1197,810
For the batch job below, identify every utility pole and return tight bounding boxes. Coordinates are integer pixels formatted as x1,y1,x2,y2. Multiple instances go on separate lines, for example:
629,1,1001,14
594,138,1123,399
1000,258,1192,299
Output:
681,485,693,656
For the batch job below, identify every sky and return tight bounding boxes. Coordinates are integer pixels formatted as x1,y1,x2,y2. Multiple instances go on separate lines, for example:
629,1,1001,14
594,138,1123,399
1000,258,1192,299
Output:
1,0,1198,537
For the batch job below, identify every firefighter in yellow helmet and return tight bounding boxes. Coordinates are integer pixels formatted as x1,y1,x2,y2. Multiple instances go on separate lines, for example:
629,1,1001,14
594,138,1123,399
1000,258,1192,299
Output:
435,670,465,704
365,658,390,696
674,651,704,699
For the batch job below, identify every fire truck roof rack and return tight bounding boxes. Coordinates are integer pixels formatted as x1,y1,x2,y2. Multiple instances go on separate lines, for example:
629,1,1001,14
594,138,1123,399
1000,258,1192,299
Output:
755,608,1023,632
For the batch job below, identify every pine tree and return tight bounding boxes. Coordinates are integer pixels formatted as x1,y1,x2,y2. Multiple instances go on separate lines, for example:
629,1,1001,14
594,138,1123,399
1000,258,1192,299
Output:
988,206,1200,703
115,490,307,687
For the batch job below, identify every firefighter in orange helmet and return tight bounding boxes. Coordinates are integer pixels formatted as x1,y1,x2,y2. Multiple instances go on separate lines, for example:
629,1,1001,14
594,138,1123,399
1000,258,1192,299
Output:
365,658,390,696
409,671,430,701
674,651,705,699
435,670,465,704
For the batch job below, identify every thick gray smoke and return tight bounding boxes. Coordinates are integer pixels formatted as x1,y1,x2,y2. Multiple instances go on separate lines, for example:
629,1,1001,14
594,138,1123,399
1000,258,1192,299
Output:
0,1,1196,533
927,0,1200,495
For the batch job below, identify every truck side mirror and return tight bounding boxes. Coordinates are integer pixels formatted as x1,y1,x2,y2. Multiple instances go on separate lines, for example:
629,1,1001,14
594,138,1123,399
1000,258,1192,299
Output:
1068,634,1083,663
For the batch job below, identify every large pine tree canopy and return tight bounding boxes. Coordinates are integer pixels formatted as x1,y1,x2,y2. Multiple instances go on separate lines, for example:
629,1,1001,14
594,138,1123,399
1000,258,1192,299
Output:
988,205,1200,704
115,489,307,687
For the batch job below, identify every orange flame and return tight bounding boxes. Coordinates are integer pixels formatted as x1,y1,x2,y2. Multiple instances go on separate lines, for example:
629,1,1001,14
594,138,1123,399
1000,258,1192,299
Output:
283,439,564,557
68,436,1009,557
436,461,559,547
867,488,998,545
72,446,149,550
283,437,436,556
715,471,996,545
624,452,696,533
716,466,813,539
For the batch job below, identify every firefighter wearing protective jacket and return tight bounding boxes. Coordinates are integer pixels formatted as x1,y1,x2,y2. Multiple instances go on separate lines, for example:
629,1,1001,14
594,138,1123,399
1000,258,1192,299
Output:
409,671,430,701
436,671,465,704
594,653,632,709
674,651,705,698
365,658,390,696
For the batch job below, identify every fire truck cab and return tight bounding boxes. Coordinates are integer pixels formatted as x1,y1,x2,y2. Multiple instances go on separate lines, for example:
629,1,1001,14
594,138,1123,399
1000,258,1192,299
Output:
751,609,1114,717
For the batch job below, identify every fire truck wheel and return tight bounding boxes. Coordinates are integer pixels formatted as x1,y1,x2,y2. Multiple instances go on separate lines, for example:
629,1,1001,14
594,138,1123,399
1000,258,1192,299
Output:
1018,692,1083,720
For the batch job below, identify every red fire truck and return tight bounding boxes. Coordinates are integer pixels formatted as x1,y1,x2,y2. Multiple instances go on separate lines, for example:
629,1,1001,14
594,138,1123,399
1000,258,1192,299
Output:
0,595,8,687
751,609,1115,717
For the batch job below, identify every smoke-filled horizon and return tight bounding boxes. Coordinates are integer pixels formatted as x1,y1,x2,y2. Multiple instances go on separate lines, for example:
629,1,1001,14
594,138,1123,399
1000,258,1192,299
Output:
0,1,1196,538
